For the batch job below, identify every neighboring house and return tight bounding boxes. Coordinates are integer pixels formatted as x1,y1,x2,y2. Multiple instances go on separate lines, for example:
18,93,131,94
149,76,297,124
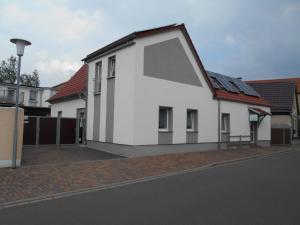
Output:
247,80,299,140
52,81,67,92
48,64,87,118
0,83,56,116
83,23,271,157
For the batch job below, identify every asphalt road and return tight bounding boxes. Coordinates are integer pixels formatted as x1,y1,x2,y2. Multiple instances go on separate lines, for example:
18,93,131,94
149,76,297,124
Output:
1,151,300,225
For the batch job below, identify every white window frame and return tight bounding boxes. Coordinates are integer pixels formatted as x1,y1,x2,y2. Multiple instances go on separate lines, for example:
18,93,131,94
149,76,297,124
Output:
29,90,38,101
187,109,196,131
221,113,230,133
108,56,116,78
94,61,102,94
159,107,170,132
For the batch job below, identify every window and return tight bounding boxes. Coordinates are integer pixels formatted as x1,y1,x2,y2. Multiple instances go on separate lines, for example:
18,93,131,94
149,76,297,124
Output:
187,109,197,131
108,56,116,78
94,62,102,93
57,111,62,118
29,90,37,101
221,113,230,133
19,92,24,103
159,107,172,131
7,88,15,97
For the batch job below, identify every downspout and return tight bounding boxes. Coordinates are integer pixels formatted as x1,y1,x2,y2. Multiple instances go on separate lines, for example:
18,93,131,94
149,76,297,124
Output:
218,99,221,149
83,64,88,145
84,88,88,145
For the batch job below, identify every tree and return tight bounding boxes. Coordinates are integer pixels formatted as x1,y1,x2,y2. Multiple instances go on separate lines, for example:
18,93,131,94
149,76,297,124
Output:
0,56,40,87
20,70,40,87
0,56,17,84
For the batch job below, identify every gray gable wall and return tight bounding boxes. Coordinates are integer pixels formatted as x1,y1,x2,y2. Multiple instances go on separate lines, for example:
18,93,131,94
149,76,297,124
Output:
143,38,202,87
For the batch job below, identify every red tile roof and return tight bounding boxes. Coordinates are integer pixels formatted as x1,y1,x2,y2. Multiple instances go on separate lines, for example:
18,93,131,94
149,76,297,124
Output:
48,64,88,103
215,89,270,106
52,81,67,91
247,78,300,93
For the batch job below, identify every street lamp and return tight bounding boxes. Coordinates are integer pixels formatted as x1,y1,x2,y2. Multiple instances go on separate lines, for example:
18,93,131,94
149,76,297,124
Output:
10,38,31,168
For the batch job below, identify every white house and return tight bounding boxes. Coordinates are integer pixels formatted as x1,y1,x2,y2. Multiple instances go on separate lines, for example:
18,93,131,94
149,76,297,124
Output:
83,24,271,157
48,64,87,118
0,83,56,116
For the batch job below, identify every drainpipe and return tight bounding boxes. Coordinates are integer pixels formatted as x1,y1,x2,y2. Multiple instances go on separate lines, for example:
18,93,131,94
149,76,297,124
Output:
218,99,221,149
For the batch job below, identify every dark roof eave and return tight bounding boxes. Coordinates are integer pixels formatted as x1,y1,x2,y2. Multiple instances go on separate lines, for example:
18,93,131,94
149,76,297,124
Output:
82,34,137,62
47,92,85,104
216,96,271,107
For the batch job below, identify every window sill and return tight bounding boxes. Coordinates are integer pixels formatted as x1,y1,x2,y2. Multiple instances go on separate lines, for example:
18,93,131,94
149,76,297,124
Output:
29,100,38,102
186,130,198,133
107,76,115,80
94,92,101,96
158,130,173,133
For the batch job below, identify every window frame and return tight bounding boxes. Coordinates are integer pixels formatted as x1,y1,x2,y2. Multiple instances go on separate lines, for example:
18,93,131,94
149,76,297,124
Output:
94,61,102,94
221,113,230,133
159,107,170,132
29,90,38,101
187,109,197,131
107,56,116,78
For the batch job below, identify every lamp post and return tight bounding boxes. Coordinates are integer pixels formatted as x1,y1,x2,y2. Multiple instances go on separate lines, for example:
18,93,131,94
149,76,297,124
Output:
10,38,31,168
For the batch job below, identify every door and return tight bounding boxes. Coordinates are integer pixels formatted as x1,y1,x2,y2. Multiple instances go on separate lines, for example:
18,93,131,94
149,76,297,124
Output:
250,123,258,144
221,113,230,142
77,108,86,144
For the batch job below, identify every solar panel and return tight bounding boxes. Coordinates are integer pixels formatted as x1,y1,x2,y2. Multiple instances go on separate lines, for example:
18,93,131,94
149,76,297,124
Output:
233,79,260,96
206,70,260,97
215,76,240,93
209,77,221,89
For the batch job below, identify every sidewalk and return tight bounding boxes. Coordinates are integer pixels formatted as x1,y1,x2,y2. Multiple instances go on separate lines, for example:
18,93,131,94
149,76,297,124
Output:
0,145,295,205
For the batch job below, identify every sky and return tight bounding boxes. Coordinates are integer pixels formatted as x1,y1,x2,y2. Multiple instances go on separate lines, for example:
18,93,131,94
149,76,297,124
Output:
0,0,299,87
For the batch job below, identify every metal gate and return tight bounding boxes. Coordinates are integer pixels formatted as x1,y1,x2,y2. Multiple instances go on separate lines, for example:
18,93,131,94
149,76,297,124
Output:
271,128,291,145
23,116,78,145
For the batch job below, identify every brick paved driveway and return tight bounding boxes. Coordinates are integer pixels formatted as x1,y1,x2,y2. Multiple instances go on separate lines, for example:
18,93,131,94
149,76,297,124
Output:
22,145,123,166
0,145,296,205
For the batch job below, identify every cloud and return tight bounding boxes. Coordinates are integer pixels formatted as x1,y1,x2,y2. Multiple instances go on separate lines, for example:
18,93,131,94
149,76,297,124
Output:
224,35,236,45
32,50,82,86
0,0,299,86
1,1,104,42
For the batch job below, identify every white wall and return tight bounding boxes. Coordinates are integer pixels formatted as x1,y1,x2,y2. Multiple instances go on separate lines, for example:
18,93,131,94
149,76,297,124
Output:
86,28,271,146
86,45,136,143
0,84,54,108
50,98,85,117
132,29,218,145
220,101,271,141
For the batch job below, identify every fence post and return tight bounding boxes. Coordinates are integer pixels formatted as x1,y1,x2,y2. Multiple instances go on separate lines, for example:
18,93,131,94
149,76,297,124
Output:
56,116,61,146
75,117,79,145
239,135,242,146
35,116,40,146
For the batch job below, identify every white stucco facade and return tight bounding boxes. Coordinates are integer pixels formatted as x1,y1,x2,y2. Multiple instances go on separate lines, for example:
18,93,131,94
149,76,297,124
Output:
85,27,271,156
50,98,85,118
0,84,55,108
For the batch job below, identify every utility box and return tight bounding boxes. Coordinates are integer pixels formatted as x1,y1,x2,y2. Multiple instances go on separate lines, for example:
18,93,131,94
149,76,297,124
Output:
0,107,24,168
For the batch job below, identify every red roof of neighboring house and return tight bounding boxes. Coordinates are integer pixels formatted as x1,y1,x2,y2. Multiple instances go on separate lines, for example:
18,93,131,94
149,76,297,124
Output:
48,64,88,103
52,81,67,91
215,89,270,106
247,78,300,93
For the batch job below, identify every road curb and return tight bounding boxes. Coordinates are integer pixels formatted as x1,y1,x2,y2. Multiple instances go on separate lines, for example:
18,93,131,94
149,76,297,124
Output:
0,149,294,209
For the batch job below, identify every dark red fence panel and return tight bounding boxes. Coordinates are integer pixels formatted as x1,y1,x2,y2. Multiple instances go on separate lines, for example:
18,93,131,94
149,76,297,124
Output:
60,118,76,144
39,117,57,144
23,117,37,145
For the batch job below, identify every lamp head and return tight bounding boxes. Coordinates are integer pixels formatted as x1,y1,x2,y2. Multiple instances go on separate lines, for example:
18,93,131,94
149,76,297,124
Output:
10,38,31,56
